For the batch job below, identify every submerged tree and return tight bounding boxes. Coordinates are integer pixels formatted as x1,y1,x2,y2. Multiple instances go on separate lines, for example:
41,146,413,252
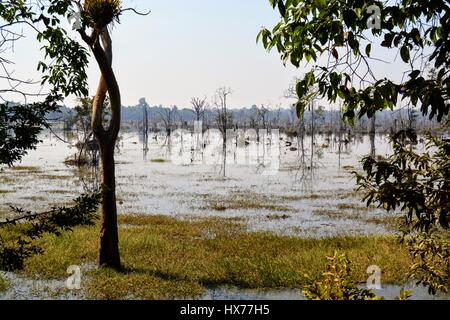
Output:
214,87,233,177
157,106,178,139
190,96,208,122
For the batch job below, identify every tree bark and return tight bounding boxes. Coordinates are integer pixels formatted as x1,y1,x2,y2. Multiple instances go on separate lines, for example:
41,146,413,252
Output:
80,27,121,269
98,139,120,268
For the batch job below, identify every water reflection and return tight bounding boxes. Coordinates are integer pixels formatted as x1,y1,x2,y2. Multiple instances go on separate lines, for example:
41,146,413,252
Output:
0,129,424,238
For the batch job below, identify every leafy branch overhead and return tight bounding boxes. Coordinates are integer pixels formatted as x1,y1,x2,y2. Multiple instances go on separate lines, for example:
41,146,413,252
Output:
258,0,450,123
0,101,57,166
356,131,450,232
0,1,91,166
0,191,101,271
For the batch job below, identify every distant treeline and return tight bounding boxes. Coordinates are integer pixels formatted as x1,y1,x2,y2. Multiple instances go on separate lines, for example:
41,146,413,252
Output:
47,103,443,134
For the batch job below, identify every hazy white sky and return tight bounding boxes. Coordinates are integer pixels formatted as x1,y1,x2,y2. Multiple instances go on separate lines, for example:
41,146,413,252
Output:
5,0,408,109
6,0,301,108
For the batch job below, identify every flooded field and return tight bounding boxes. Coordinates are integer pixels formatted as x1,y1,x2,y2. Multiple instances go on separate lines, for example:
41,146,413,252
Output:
0,129,447,301
0,129,408,238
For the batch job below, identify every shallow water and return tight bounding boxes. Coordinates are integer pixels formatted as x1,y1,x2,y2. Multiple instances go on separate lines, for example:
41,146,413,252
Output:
203,283,449,300
2,270,447,301
0,131,446,300
0,130,417,237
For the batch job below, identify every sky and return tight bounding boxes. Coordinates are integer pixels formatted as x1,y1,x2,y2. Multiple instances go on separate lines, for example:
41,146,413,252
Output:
5,0,301,109
4,0,409,109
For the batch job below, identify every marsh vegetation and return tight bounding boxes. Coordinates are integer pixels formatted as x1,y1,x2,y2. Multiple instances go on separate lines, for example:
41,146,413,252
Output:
1,129,446,299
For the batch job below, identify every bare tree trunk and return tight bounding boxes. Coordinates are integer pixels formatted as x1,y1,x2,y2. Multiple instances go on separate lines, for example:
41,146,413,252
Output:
223,95,227,177
98,140,120,267
310,101,314,170
80,28,121,269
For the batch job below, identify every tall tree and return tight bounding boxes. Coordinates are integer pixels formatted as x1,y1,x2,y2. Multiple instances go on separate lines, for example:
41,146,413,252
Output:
1,0,148,269
0,1,104,270
76,0,127,269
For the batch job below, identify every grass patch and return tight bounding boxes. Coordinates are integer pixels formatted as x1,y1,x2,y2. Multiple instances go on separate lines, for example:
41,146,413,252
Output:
280,190,362,202
150,158,169,163
0,275,8,292
20,195,48,202
11,166,41,172
314,208,401,231
39,174,73,180
46,190,73,195
0,189,15,194
15,215,412,300
337,203,371,211
203,191,293,212
281,194,323,201
314,208,343,219
0,176,16,184
207,198,292,212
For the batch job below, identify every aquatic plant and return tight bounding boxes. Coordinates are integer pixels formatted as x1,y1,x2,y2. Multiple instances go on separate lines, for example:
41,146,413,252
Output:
302,252,381,300
83,0,121,28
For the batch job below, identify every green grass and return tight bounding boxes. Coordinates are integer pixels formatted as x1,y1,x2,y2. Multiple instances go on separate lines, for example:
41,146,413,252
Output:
46,190,73,195
337,203,370,211
150,158,169,163
38,174,73,180
11,166,41,174
20,196,48,202
204,192,293,212
313,207,401,231
0,275,8,292
15,215,413,300
0,176,15,184
280,190,362,202
10,166,41,172
0,189,15,194
281,194,323,201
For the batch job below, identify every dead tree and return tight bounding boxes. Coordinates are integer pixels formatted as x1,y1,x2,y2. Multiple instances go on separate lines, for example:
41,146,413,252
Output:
214,87,232,177
139,98,149,151
157,106,178,139
257,104,269,131
190,96,208,122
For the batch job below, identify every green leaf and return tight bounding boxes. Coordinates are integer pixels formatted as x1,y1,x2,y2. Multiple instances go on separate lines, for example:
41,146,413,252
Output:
365,43,371,57
278,1,286,17
305,72,315,87
409,70,420,79
400,46,410,63
296,81,305,98
296,101,305,119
